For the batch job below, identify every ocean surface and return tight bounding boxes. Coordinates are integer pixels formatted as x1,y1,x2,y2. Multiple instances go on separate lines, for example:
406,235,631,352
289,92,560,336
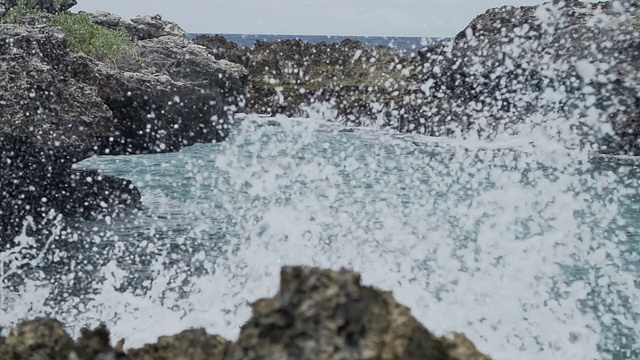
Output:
1,112,639,359
186,33,445,53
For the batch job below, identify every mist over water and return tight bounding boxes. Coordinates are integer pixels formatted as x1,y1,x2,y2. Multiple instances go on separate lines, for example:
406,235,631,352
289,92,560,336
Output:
1,112,639,359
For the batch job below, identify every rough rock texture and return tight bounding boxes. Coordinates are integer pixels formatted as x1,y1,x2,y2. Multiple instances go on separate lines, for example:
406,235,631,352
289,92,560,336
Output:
393,0,640,153
82,11,248,103
201,0,640,155
0,25,115,155
0,16,245,238
0,0,76,18
83,11,186,40
193,36,409,120
191,34,245,64
132,35,247,109
226,266,490,360
0,26,142,238
0,318,75,360
0,267,491,360
128,329,230,360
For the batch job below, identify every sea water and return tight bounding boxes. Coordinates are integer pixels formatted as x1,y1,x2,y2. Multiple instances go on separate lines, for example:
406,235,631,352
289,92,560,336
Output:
0,113,638,360
185,33,443,53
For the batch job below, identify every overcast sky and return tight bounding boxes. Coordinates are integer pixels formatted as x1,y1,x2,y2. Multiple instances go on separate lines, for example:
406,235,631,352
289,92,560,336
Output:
75,0,553,37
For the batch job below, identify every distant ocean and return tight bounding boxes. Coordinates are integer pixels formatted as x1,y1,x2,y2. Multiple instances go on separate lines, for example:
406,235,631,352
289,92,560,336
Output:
187,33,447,53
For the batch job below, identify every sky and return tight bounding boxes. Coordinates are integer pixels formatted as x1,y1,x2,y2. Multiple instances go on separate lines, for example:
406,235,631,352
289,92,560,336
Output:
74,0,551,37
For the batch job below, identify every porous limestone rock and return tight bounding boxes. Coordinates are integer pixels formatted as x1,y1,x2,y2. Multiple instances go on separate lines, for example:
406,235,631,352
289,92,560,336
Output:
0,318,74,360
225,266,491,360
84,11,186,40
0,267,492,360
0,18,245,237
128,329,229,360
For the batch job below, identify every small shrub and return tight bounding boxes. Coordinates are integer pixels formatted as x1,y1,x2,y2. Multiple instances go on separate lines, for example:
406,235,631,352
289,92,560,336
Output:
2,2,138,66
0,0,42,24
52,12,136,65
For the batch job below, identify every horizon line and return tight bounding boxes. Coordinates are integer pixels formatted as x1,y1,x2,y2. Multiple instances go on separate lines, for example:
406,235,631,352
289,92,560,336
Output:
186,32,450,39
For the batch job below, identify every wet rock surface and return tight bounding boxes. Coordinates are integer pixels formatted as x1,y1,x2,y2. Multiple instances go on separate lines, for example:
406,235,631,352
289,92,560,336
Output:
193,35,410,121
415,0,640,153
406,0,640,153
197,0,640,154
0,266,492,360
0,8,245,238
226,266,490,360
0,132,141,240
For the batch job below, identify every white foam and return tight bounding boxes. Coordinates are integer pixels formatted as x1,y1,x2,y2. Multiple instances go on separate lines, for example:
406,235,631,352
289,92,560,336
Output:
1,113,638,360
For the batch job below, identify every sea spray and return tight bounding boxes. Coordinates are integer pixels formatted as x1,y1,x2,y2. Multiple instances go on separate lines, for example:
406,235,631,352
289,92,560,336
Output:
2,114,635,359
1,3,640,359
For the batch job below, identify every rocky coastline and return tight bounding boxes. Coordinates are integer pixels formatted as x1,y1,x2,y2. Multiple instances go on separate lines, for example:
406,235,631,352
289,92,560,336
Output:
0,266,491,360
1,0,639,358
0,1,246,239
192,0,640,154
2,0,639,236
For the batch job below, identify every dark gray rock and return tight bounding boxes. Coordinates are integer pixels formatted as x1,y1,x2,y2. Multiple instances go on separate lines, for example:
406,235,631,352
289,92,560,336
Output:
0,133,141,240
191,34,244,63
0,0,76,18
0,267,492,360
0,20,245,238
394,0,640,154
0,24,116,157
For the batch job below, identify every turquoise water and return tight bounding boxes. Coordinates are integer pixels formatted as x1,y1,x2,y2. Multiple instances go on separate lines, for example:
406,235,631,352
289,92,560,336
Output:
1,115,639,359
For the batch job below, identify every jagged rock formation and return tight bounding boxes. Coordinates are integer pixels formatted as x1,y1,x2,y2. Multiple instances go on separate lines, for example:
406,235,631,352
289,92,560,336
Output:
193,35,410,121
0,0,76,18
197,0,640,154
0,266,492,360
82,11,186,40
402,0,640,154
128,329,230,360
226,266,490,360
0,5,247,238
394,0,640,154
191,34,245,64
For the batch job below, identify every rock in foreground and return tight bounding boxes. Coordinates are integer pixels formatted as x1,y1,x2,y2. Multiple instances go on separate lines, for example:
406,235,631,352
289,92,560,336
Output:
226,266,490,360
0,266,491,360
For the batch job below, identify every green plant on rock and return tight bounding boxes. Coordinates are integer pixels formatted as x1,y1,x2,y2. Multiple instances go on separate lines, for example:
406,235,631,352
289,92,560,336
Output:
0,0,42,24
2,2,138,66
52,12,137,65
